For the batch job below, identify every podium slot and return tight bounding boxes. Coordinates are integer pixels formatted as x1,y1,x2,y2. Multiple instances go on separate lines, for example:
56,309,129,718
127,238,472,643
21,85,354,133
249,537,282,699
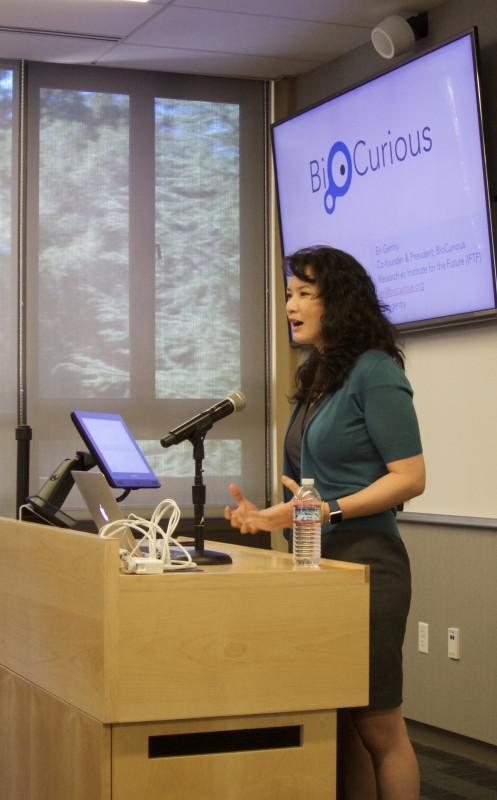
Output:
148,726,302,758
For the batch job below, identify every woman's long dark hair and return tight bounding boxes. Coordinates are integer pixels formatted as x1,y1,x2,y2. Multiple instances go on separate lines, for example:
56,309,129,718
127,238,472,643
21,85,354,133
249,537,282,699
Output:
284,246,405,403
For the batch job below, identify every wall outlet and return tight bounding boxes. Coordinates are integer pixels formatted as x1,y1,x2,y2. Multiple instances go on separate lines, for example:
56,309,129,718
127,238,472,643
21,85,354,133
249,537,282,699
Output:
418,621,429,654
448,627,460,659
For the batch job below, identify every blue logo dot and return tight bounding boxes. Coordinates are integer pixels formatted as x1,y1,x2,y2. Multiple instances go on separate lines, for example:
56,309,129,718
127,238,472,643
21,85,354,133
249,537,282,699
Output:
324,141,352,215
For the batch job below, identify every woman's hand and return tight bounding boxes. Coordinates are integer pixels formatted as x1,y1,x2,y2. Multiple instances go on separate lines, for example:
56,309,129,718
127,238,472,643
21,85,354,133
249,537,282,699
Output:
224,484,260,533
224,476,299,534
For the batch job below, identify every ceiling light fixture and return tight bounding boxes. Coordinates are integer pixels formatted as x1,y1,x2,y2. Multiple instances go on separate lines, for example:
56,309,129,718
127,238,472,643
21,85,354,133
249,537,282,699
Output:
371,11,428,59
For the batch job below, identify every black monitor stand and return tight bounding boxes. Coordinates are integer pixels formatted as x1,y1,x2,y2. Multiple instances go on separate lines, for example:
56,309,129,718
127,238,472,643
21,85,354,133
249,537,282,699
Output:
25,450,96,528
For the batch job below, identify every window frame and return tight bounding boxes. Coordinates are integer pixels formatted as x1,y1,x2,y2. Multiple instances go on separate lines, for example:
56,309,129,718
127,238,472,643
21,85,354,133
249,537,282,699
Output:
23,62,270,517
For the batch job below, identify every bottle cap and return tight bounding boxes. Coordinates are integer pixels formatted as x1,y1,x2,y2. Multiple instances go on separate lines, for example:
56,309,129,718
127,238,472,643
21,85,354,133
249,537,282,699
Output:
302,478,314,485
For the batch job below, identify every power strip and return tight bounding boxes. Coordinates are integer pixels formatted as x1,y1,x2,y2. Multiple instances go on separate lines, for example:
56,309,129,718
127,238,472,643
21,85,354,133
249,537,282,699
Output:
119,552,164,574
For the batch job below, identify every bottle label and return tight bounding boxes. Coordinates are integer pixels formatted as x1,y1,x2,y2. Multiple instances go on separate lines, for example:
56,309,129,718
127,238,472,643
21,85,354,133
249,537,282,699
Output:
294,504,320,522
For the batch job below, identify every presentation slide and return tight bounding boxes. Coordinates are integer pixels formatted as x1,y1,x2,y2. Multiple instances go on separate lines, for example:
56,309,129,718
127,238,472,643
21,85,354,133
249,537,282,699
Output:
272,33,495,328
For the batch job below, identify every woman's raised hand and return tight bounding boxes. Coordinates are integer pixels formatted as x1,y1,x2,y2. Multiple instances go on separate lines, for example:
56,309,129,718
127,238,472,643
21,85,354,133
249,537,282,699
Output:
224,476,299,534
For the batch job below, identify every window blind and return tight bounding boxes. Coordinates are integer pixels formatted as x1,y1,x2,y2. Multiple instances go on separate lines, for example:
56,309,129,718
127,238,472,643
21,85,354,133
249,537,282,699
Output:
24,62,268,518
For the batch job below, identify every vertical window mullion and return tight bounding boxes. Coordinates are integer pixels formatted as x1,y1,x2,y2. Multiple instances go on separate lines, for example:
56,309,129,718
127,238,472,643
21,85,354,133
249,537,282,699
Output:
0,63,20,517
129,91,156,402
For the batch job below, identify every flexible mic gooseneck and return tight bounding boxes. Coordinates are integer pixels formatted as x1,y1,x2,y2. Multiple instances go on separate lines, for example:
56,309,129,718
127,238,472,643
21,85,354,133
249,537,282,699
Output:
160,391,247,448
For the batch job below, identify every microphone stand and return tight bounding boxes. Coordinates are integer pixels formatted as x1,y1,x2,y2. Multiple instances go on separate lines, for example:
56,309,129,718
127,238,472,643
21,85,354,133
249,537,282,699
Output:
187,427,232,565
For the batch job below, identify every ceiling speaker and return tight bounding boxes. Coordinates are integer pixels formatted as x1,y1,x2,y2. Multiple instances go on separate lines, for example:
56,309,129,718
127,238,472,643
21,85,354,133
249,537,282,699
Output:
371,13,428,59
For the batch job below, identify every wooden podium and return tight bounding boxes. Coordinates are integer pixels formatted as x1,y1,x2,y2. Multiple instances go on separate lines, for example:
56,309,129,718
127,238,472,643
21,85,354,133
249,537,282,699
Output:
0,518,369,800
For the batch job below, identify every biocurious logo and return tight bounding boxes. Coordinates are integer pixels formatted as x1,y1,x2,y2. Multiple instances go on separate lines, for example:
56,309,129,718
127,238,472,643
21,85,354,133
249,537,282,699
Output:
310,126,433,215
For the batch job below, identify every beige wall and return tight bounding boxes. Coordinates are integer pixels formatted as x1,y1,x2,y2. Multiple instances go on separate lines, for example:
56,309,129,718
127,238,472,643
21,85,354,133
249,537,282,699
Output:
271,0,497,746
400,519,497,745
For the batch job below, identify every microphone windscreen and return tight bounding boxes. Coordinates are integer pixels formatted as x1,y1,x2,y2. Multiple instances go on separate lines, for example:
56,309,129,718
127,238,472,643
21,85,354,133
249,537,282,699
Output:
227,391,247,412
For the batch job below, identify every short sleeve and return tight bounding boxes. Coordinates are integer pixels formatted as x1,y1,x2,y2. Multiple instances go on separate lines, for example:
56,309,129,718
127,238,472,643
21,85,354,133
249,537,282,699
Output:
364,381,423,464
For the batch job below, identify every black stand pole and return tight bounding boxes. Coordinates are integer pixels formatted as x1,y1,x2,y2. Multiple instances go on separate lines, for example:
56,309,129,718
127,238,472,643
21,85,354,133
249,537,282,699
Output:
16,424,32,518
186,430,232,566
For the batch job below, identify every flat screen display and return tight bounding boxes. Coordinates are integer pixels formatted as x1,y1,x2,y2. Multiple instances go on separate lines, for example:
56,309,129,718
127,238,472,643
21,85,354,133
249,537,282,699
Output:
72,410,161,489
272,30,496,333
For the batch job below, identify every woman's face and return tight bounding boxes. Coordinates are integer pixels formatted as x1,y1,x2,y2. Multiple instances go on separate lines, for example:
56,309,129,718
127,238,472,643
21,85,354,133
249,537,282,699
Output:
286,270,325,349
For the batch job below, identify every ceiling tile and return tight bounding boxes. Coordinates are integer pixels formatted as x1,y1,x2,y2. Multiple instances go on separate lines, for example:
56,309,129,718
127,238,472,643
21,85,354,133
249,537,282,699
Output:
98,42,322,79
125,6,371,62
0,29,116,62
170,0,442,27
0,0,158,37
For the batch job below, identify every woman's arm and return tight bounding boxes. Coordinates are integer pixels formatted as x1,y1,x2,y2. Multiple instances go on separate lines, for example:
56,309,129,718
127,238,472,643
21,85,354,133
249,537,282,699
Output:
324,453,426,522
225,453,425,534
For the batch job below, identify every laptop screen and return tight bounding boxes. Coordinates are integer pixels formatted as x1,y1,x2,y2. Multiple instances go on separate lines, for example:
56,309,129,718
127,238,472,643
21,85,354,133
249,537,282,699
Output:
71,410,161,489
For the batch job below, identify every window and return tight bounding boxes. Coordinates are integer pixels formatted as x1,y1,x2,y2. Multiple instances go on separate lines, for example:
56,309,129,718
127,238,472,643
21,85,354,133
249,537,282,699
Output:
0,64,18,517
25,64,268,518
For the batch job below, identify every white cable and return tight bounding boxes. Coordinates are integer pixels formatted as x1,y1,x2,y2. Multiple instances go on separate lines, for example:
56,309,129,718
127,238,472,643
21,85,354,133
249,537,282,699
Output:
99,498,196,573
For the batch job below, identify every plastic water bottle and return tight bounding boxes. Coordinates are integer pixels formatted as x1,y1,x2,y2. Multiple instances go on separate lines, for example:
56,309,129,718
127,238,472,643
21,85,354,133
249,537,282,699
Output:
292,478,321,569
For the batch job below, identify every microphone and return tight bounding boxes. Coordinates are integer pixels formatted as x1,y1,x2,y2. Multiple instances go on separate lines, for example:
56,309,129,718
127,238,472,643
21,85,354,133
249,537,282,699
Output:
160,391,247,448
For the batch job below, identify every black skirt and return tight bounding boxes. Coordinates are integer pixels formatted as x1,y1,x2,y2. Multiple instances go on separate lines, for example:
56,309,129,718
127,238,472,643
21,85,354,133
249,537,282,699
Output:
321,528,411,710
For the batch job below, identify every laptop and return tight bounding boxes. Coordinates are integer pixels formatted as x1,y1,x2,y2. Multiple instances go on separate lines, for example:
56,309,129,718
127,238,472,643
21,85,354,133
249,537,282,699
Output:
72,470,123,527
72,470,136,552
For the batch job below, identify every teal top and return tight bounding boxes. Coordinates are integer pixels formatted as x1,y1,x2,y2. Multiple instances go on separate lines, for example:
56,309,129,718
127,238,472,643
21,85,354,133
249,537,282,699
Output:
283,349,423,537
